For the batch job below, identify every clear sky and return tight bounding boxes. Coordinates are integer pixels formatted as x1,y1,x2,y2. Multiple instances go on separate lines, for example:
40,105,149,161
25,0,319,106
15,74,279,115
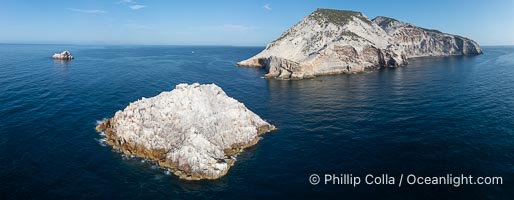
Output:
1,0,513,46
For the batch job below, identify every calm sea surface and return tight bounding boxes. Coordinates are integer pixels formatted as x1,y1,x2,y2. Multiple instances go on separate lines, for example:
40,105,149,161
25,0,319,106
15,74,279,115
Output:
1,44,513,199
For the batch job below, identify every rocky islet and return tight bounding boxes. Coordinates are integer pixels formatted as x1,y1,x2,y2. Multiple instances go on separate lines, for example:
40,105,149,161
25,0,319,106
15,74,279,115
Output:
52,50,74,60
96,83,275,180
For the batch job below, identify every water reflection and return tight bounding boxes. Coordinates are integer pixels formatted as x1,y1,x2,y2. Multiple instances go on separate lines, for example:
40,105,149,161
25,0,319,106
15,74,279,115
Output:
53,59,72,68
263,55,483,134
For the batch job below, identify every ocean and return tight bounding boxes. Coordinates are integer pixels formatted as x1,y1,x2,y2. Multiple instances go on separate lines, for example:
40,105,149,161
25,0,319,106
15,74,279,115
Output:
0,44,513,199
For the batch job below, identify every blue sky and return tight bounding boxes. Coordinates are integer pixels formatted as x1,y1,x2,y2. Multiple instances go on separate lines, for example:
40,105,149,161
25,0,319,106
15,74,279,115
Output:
1,0,513,46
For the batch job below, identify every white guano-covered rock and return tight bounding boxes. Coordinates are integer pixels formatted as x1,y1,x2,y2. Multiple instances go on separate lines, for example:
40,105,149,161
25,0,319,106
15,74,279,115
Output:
96,83,276,180
52,50,74,60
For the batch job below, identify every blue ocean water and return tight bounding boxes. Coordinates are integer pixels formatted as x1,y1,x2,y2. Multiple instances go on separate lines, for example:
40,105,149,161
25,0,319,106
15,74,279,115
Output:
0,44,513,199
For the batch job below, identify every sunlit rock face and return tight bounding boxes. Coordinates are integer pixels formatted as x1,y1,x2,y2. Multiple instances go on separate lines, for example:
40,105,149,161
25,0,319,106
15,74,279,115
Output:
238,9,481,79
52,50,74,60
372,16,482,58
96,83,276,180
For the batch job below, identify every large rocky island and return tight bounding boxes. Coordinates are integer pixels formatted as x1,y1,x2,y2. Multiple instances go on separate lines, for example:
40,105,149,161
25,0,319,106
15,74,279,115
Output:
237,9,482,79
96,83,275,180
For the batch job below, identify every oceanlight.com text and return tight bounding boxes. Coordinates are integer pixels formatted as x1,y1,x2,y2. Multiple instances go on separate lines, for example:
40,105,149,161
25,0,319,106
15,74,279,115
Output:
309,174,503,187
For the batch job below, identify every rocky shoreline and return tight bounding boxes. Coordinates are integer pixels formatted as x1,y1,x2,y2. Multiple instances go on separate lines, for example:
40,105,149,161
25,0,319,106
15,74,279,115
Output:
96,119,274,180
96,83,276,180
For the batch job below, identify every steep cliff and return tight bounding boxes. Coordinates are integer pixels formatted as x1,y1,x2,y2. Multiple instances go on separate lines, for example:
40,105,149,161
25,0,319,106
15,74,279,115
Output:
237,8,482,79
372,16,482,58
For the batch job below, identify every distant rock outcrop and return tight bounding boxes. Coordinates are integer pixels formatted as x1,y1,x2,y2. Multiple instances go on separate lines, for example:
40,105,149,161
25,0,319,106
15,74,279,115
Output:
52,50,73,60
96,83,276,180
237,8,482,79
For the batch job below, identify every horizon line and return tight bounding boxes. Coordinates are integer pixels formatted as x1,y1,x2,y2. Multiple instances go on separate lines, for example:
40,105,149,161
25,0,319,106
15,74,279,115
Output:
0,42,268,47
1,42,514,48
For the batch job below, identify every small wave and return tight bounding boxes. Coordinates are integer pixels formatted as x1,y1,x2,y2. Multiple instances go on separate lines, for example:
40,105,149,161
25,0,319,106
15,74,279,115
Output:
96,118,108,126
95,138,107,147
